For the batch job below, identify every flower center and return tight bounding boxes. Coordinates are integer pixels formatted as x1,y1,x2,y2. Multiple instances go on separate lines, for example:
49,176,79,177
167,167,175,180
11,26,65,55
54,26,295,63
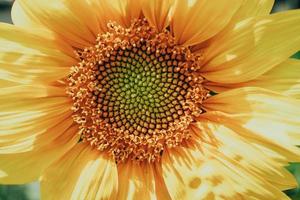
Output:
67,19,208,163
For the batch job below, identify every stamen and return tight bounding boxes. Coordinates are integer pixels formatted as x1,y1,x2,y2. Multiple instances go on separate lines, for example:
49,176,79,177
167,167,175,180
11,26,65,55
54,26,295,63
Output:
67,18,208,163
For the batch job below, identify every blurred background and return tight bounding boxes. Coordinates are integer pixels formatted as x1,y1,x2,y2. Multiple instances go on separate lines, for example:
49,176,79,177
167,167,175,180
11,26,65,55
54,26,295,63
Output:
0,0,300,199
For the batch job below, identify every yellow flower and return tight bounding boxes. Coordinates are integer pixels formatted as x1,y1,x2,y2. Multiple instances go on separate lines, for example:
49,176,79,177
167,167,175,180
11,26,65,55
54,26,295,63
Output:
1,0,300,199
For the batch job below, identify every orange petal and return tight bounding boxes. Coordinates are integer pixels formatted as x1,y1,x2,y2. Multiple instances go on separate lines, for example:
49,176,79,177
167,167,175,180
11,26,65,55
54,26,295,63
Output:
81,0,142,31
201,10,300,83
171,0,242,46
142,0,174,32
117,161,168,200
41,143,118,200
108,0,142,28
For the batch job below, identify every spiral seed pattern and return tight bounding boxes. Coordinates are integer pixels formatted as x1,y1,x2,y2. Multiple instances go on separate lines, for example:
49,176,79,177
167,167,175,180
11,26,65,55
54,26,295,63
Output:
67,19,208,162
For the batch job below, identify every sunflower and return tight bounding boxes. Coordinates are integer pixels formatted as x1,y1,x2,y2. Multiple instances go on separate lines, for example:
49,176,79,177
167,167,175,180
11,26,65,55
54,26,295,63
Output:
1,0,300,199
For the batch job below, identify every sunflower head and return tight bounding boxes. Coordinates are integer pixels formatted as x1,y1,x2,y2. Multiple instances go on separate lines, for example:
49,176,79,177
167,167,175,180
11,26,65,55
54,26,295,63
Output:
67,18,208,162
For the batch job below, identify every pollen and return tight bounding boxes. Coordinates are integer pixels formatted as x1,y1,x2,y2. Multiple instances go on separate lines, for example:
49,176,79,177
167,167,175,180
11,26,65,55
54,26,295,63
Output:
67,19,208,163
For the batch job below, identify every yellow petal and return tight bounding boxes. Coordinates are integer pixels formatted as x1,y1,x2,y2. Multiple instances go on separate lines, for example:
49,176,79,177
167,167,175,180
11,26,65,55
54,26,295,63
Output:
13,0,98,48
0,104,72,145
246,59,300,98
0,83,72,147
203,87,300,160
0,84,75,182
201,10,300,83
117,161,164,200
162,142,290,199
204,87,300,118
0,23,75,84
233,0,274,21
205,59,300,98
191,0,274,55
0,85,66,101
11,3,56,43
162,144,210,200
171,0,242,46
11,0,41,28
0,124,79,184
41,143,118,200
142,0,174,32
194,119,297,191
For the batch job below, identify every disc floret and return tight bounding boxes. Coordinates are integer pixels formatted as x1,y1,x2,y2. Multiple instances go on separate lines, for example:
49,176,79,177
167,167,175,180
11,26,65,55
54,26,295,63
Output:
67,19,208,162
